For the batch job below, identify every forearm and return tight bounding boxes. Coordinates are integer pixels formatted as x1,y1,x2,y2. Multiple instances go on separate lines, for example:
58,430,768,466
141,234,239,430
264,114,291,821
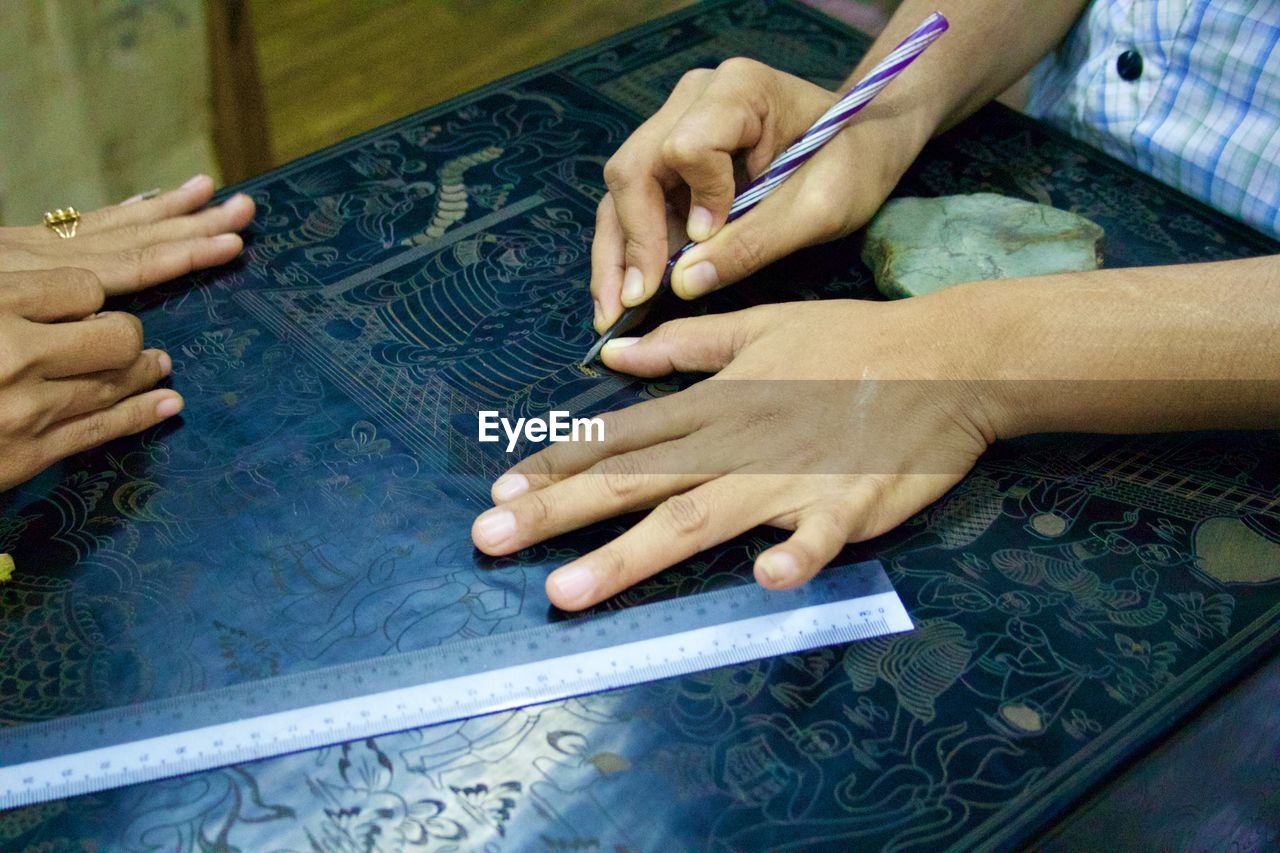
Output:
942,256,1280,436
847,0,1090,144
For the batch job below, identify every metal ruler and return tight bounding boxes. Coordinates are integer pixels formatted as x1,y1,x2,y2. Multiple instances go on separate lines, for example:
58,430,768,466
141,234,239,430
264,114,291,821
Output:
0,560,910,809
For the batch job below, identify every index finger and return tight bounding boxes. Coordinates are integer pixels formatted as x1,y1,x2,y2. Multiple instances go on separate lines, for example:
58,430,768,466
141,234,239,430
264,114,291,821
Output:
33,312,145,378
74,175,217,236
493,391,701,499
0,268,105,322
602,140,675,309
589,193,626,333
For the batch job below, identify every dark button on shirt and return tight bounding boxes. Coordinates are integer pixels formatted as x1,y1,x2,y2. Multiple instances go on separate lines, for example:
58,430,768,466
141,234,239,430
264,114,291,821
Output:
1116,49,1144,81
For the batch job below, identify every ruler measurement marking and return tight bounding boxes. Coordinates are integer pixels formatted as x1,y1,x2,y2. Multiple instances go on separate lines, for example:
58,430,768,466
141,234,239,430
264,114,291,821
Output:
1,567,908,809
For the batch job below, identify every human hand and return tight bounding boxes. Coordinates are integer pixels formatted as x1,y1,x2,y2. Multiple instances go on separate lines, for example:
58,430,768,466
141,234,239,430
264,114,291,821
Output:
473,297,1000,610
591,59,930,332
0,269,183,491
0,175,254,297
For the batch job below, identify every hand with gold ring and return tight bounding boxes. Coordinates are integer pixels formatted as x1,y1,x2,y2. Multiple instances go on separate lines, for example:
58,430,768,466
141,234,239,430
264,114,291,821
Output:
1,174,254,296
0,268,185,492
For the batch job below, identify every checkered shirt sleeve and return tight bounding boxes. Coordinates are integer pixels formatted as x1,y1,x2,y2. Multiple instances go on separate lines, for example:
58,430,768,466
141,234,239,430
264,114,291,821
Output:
1027,0,1280,240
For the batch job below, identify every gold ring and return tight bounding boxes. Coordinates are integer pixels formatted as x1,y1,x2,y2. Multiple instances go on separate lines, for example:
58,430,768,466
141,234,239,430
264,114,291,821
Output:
43,206,81,239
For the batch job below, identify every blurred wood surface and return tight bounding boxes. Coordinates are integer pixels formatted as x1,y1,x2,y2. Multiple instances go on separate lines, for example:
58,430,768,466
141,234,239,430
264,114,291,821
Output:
248,0,693,166
209,0,274,182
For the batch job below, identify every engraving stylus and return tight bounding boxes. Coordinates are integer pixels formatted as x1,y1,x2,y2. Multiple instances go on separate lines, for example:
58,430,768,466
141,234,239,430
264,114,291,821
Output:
579,11,950,368
579,257,676,367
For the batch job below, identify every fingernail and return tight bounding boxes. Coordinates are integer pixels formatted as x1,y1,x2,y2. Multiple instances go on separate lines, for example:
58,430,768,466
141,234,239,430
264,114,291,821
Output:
119,187,160,206
679,260,719,298
212,233,241,249
475,508,517,547
687,206,713,242
156,396,184,419
492,473,529,502
182,174,209,189
621,267,645,306
757,551,799,587
157,351,172,377
592,299,603,328
603,337,640,353
549,564,596,604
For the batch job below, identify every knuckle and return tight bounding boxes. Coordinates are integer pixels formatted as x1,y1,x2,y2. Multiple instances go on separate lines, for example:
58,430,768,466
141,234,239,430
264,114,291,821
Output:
51,268,105,314
594,547,628,582
653,318,689,347
103,313,145,354
521,488,556,527
660,131,701,169
725,231,767,274
846,479,888,540
674,67,711,92
716,56,761,78
123,222,151,243
119,245,145,270
74,413,114,450
594,193,614,227
515,450,554,483
94,378,125,408
101,364,150,405
659,492,711,537
602,152,638,193
597,453,645,501
0,334,28,379
1,398,39,436
595,410,631,446
808,509,850,546
796,187,848,240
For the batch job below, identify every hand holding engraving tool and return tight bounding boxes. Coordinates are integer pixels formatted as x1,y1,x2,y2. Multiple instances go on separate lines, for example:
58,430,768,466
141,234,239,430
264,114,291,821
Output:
583,12,949,365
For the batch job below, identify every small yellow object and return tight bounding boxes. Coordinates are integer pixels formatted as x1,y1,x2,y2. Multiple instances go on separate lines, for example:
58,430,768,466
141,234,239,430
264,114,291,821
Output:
0,553,13,583
43,206,81,238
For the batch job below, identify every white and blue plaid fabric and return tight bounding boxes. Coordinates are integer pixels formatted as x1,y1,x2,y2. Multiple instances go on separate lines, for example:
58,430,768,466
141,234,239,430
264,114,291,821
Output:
1028,0,1280,240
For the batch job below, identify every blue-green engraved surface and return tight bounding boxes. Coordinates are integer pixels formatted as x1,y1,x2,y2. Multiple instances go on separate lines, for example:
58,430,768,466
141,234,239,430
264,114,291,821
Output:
2,1,1278,849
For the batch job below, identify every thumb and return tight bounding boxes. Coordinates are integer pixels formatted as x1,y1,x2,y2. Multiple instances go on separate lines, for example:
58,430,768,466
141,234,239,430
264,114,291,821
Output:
669,203,820,300
600,311,761,376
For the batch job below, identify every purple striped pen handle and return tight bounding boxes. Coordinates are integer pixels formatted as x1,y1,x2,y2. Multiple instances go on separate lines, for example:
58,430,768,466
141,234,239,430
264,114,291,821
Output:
582,11,949,366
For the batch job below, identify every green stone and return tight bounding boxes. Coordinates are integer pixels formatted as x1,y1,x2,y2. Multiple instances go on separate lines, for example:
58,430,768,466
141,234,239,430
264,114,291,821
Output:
861,193,1105,299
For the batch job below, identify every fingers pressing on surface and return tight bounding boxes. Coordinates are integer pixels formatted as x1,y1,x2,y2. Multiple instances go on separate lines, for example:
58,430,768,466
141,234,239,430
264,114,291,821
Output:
474,464,709,557
488,392,702,501
88,233,245,295
39,388,183,462
0,268,105,322
476,432,717,555
754,506,853,590
543,478,768,611
75,174,216,236
4,233,245,297
35,312,145,377
600,311,762,376
47,349,172,421
76,194,255,252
